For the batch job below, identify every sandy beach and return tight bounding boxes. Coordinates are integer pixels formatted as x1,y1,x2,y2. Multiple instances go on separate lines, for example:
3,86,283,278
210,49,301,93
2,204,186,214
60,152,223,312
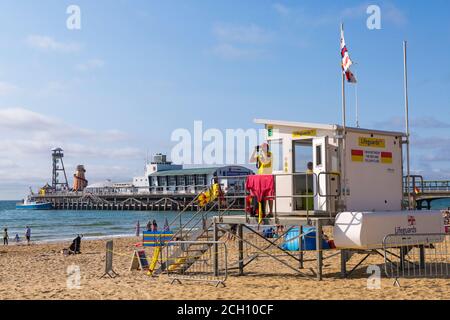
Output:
0,236,448,300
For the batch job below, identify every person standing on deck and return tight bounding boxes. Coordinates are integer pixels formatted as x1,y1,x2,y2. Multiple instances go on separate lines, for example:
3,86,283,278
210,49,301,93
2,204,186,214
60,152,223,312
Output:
249,143,274,215
250,143,273,175
25,226,31,245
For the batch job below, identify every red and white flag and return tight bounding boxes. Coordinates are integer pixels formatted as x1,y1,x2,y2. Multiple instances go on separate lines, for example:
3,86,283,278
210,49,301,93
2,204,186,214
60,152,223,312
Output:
340,27,357,83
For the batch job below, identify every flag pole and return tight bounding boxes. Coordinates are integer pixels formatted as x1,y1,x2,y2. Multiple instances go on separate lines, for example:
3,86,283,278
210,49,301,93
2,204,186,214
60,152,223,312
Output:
355,68,359,127
340,22,347,209
341,23,346,129
403,40,412,210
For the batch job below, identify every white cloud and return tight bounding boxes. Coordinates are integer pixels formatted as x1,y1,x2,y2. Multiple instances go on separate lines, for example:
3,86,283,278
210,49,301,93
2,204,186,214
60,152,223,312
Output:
272,2,407,28
0,107,131,142
0,82,20,96
211,23,272,60
212,44,257,60
213,23,272,45
374,116,450,131
383,2,408,26
26,35,81,52
0,107,144,198
273,3,290,17
76,59,106,71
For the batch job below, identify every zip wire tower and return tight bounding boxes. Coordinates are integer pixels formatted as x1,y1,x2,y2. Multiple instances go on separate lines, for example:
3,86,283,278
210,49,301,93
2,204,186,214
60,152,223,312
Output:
51,147,69,191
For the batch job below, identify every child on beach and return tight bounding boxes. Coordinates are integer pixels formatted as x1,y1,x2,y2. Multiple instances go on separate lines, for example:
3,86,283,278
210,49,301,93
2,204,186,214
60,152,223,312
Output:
15,233,20,243
3,228,8,245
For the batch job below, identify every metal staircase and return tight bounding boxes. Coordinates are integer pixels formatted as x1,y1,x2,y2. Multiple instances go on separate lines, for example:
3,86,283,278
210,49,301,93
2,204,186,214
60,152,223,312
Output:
154,192,236,276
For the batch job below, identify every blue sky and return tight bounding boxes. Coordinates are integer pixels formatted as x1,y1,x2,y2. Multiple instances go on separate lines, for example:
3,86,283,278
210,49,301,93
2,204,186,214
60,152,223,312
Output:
0,0,449,199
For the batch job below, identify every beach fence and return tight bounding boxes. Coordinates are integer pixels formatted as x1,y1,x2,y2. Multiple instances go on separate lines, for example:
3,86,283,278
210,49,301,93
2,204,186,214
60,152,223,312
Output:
219,224,331,280
163,240,228,287
383,233,450,282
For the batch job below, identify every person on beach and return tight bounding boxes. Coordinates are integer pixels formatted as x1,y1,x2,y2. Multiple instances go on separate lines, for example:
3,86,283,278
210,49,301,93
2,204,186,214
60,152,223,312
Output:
146,220,152,231
3,228,9,245
25,226,31,245
15,233,20,243
151,220,158,232
135,221,140,237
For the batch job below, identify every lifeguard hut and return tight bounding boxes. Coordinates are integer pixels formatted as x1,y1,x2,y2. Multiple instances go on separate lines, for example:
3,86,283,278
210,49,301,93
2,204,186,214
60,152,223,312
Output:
255,118,404,216
150,117,445,283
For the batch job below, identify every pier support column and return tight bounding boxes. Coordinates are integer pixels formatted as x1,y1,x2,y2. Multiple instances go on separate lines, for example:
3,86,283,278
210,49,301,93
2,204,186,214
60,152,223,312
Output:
315,220,323,281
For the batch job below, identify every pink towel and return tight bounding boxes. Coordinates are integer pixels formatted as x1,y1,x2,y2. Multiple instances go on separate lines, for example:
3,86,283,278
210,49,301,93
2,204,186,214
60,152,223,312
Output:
245,175,274,203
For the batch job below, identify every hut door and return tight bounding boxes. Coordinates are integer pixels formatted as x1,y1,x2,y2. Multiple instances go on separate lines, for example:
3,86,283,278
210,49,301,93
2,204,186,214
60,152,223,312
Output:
313,137,330,212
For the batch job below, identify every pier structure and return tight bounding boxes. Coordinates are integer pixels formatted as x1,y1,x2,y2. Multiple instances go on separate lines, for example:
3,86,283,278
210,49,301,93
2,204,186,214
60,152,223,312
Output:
32,190,204,211
405,177,450,209
32,150,252,211
51,147,69,191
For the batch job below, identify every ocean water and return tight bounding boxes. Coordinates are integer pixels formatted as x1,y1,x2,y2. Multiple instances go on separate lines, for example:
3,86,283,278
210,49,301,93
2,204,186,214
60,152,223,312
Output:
427,198,450,210
2,198,449,243
0,201,207,243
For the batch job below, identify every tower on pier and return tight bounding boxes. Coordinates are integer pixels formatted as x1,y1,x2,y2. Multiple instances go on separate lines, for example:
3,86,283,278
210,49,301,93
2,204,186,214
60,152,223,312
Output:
51,147,69,191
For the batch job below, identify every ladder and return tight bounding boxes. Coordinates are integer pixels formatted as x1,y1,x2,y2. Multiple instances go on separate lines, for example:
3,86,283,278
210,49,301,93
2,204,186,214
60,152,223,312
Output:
154,192,236,275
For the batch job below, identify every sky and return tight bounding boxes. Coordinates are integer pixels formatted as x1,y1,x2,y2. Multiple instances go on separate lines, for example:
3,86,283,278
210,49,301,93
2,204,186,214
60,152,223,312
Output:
0,0,449,199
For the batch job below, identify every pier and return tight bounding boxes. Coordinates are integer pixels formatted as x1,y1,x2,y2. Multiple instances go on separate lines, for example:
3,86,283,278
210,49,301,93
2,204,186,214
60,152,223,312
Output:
32,191,200,211
406,179,450,209
30,188,245,212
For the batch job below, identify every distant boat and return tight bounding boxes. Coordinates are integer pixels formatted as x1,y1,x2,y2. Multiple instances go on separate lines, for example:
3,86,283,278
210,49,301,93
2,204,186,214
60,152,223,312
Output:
16,197,53,210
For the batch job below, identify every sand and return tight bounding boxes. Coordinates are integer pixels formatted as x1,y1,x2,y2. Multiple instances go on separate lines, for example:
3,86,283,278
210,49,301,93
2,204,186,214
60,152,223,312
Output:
0,236,448,300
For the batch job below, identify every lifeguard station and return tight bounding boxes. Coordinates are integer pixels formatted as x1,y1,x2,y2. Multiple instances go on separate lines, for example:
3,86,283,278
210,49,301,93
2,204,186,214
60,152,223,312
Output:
254,118,404,216
152,119,445,283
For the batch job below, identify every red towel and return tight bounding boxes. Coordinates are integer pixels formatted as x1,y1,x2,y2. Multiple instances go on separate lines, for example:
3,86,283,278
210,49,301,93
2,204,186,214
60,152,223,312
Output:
245,175,275,203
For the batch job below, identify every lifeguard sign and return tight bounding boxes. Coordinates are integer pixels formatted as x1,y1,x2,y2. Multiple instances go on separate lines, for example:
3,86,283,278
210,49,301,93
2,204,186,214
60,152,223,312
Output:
255,119,405,215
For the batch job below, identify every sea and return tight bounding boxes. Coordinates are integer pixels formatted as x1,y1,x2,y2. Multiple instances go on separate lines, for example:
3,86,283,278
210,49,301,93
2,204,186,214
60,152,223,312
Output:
1,199,449,243
0,200,202,243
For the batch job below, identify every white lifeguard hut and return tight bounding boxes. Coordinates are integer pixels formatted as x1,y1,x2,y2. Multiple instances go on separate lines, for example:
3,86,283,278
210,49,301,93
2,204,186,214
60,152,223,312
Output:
253,119,444,250
255,119,405,215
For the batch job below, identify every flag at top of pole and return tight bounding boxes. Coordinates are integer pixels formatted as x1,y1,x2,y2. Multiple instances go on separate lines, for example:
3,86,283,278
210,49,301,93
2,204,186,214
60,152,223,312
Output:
340,24,357,83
